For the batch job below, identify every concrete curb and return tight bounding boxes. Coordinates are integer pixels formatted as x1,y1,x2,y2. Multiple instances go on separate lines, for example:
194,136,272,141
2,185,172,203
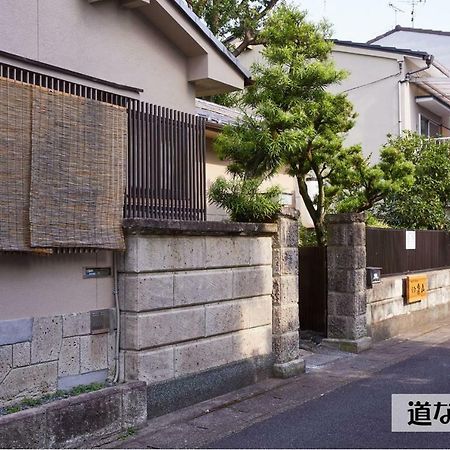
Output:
0,381,147,449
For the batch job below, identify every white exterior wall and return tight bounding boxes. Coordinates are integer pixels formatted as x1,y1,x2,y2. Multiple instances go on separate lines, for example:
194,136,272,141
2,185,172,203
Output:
0,0,196,112
0,252,114,320
331,48,403,162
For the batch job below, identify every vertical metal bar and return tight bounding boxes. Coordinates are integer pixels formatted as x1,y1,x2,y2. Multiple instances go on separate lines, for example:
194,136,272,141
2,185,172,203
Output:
136,100,142,218
169,109,174,220
156,105,162,219
162,107,168,219
192,114,197,221
132,99,137,218
125,100,131,218
175,110,181,220
140,101,146,218
191,113,197,220
129,100,136,218
195,116,200,221
194,115,200,220
144,102,149,218
150,104,155,218
187,113,193,220
183,112,189,220
199,117,206,220
152,105,156,218
185,113,191,220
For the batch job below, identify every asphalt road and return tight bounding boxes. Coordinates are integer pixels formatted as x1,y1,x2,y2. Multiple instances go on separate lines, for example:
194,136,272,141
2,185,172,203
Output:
210,340,450,449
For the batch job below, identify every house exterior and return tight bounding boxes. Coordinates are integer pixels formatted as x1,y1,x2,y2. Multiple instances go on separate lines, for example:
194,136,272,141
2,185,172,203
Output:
368,26,450,68
239,40,450,163
0,0,262,406
237,38,450,226
331,40,450,162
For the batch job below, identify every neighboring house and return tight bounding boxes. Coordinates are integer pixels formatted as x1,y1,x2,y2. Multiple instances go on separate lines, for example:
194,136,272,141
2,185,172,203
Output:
368,26,450,68
196,98,300,221
0,0,249,404
239,40,450,163
331,40,450,161
237,38,450,226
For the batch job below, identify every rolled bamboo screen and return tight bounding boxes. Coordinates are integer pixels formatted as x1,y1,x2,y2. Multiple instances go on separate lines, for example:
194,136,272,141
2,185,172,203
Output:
0,76,127,252
0,78,32,251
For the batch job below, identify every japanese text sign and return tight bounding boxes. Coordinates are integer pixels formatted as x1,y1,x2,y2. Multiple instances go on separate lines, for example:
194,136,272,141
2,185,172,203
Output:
406,275,427,304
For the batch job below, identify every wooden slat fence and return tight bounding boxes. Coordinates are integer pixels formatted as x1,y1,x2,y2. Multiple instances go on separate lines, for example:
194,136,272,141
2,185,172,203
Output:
366,228,450,276
298,246,328,334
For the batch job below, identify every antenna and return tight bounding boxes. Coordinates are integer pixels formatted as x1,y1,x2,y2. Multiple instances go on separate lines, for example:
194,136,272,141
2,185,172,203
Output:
388,2,405,26
394,0,427,27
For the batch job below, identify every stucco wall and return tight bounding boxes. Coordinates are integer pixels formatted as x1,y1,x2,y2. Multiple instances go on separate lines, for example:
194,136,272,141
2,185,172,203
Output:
0,0,195,112
332,49,402,162
0,252,114,320
367,268,450,340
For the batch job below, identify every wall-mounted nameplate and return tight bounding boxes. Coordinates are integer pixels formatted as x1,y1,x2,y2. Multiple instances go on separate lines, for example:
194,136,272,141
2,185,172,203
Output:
405,274,427,304
83,267,112,279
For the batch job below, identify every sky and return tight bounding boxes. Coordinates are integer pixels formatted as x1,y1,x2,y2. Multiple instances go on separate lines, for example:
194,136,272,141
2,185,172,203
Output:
292,0,450,43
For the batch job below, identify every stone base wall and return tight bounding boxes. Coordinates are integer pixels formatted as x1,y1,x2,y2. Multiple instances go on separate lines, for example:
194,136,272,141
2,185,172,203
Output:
367,268,450,340
0,381,146,449
0,309,116,405
118,233,273,385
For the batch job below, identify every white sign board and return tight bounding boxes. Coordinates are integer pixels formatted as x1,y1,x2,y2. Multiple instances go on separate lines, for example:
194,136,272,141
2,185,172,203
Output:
405,230,416,250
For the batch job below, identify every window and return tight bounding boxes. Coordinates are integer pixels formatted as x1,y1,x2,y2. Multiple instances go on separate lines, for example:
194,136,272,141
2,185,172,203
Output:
419,114,441,137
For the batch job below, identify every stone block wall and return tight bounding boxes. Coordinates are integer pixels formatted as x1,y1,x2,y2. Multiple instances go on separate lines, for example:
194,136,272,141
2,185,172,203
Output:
325,213,371,352
118,233,273,385
367,268,450,340
272,208,304,377
0,309,116,405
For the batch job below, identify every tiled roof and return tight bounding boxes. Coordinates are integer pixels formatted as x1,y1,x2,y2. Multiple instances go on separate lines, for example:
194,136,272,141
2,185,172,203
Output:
170,0,250,82
334,39,430,59
367,26,450,44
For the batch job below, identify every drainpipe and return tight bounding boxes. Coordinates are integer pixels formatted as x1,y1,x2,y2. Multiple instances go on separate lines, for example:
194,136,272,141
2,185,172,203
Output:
403,54,434,81
398,61,404,135
112,251,121,383
399,54,434,135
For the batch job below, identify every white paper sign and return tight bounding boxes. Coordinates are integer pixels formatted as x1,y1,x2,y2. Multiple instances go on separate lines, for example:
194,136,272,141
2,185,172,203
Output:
406,230,416,250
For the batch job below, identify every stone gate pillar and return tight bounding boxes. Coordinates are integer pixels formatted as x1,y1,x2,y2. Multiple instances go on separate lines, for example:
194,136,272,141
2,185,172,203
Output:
272,207,305,378
324,213,372,353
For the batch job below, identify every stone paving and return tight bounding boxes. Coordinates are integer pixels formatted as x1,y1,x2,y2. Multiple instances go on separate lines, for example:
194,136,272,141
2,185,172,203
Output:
106,318,450,449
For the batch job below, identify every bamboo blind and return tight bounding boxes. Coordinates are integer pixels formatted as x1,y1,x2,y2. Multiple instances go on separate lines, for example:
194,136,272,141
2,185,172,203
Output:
0,76,127,252
0,78,32,251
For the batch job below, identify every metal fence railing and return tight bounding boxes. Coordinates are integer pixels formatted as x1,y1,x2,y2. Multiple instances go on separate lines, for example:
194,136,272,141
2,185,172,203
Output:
0,61,206,222
366,227,450,277
126,101,206,221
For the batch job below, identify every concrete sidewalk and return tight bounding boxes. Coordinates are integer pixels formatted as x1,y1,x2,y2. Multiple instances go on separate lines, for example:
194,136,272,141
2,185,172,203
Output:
107,318,450,449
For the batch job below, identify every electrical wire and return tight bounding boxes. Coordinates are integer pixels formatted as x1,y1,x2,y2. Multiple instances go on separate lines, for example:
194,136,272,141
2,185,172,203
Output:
342,71,402,93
